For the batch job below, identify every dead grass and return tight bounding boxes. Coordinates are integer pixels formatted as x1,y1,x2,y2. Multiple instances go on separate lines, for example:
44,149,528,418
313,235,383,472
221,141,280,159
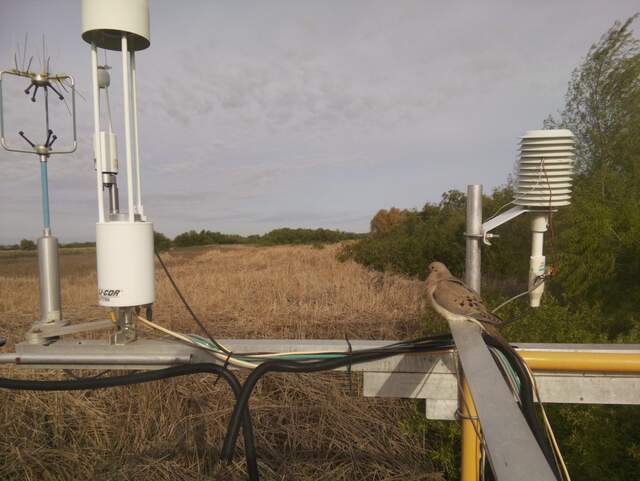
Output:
0,244,442,480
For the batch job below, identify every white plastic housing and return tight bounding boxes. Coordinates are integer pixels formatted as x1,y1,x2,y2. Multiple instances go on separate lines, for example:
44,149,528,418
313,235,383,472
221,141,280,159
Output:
81,0,150,51
94,131,118,174
515,129,576,208
529,214,548,307
96,221,154,307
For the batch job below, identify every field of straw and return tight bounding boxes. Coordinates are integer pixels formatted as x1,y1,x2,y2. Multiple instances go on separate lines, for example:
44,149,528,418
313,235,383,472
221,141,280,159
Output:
0,244,444,481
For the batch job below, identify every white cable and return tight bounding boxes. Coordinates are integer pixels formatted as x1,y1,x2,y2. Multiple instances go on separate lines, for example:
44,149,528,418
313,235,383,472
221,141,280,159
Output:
484,199,515,223
187,333,350,358
136,315,258,369
523,360,572,481
491,276,546,314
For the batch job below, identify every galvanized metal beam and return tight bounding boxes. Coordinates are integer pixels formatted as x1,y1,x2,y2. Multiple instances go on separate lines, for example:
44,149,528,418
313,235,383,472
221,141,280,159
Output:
363,369,640,418
448,320,558,481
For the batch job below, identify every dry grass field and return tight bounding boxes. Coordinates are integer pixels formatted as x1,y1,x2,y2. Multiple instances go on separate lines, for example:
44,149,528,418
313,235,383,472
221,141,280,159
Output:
0,244,444,481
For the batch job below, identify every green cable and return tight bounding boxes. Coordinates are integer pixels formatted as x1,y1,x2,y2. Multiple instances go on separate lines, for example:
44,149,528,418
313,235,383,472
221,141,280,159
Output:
492,348,522,392
186,334,349,361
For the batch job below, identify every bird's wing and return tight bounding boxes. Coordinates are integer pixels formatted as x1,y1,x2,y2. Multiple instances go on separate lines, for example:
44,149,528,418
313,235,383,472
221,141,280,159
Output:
433,278,504,325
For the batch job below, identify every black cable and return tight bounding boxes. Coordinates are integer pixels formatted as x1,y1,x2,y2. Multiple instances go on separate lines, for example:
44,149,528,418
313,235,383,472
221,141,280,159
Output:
483,334,562,480
219,331,559,481
155,249,230,354
232,333,455,358
0,363,259,481
344,334,353,396
221,338,455,461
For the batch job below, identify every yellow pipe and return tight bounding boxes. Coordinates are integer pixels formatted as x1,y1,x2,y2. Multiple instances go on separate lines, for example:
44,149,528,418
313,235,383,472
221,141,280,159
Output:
456,349,639,479
519,350,640,373
461,376,481,481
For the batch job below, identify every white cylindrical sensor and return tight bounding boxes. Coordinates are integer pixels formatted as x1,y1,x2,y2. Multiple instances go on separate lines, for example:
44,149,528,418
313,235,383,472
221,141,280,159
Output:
38,235,62,322
96,221,155,307
94,131,118,174
529,214,548,307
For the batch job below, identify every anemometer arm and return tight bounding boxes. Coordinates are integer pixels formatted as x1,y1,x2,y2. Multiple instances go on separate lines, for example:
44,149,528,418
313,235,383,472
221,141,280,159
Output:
18,130,36,148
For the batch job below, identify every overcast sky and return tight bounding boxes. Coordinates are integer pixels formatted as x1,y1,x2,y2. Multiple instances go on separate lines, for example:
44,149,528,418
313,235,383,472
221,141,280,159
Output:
0,1,637,243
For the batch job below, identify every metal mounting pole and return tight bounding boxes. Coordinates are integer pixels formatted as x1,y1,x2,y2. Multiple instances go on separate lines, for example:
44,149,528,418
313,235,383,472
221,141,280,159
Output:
36,153,61,324
39,154,51,234
461,184,483,481
465,184,482,292
37,233,62,324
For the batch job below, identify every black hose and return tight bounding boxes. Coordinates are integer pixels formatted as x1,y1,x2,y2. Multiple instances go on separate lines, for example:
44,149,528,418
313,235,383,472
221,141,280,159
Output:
0,363,259,481
221,339,455,461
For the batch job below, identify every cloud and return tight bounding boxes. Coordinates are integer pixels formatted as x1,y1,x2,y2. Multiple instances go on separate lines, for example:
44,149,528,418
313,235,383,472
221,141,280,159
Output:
2,0,639,243
154,34,436,135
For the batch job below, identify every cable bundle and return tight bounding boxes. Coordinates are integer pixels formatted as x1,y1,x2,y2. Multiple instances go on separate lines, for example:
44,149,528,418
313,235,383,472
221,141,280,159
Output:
0,330,568,481
0,251,569,480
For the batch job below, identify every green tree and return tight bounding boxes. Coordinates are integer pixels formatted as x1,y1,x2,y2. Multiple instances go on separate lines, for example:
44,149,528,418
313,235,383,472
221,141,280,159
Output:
341,15,640,481
19,239,36,250
153,231,172,251
259,228,359,245
551,15,640,337
173,230,244,247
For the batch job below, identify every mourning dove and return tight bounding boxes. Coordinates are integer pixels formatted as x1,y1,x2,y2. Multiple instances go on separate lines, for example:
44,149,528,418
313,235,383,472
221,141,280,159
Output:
425,261,503,334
